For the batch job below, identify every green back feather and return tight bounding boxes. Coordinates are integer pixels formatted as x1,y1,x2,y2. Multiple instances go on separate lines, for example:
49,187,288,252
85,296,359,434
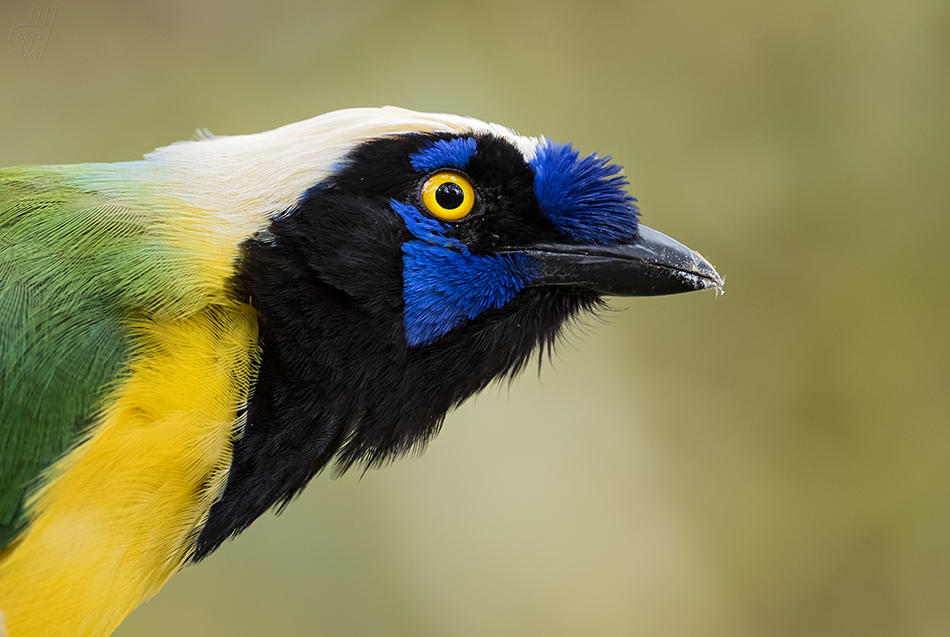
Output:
0,164,195,548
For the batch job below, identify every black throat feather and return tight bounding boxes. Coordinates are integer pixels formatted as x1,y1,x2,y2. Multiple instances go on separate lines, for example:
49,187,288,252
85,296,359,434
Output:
193,134,601,560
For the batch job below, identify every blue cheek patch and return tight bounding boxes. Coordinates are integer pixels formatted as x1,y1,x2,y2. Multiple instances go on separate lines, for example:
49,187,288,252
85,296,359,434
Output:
530,140,640,245
391,200,467,253
409,137,478,173
391,199,539,346
402,243,540,346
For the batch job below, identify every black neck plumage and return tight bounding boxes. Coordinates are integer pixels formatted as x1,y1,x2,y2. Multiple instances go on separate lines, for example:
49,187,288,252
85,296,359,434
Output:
192,185,598,560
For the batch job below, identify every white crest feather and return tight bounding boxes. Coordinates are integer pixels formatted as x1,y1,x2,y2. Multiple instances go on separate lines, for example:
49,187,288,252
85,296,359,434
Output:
145,107,539,242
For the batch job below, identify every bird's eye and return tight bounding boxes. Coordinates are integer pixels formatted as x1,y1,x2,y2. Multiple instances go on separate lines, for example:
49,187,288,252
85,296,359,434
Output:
421,171,475,221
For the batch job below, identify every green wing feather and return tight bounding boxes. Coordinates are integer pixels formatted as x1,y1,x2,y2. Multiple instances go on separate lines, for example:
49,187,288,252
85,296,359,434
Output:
0,165,189,548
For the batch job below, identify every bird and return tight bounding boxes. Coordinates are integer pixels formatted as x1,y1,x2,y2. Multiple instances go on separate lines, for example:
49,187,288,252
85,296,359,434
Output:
0,106,722,637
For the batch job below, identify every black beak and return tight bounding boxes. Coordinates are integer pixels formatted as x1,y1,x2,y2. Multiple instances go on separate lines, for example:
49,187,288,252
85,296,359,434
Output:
500,225,723,296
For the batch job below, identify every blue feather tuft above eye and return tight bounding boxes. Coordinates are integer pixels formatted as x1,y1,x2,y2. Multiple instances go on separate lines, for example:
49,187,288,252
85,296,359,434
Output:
530,140,639,245
410,137,478,173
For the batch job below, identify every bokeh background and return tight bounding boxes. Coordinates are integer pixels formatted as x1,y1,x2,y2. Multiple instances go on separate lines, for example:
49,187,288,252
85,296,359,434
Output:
2,0,949,635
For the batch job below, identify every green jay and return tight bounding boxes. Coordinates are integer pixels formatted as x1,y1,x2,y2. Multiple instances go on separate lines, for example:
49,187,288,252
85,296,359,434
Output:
0,107,721,637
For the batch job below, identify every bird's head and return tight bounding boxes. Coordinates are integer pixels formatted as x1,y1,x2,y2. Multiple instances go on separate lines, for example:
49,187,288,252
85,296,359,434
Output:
168,107,722,554
213,108,721,465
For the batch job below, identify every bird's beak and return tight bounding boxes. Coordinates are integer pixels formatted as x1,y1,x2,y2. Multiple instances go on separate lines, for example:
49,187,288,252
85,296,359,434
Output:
501,225,723,296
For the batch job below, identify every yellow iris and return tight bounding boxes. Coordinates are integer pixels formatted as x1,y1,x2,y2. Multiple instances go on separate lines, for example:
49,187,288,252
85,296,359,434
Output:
421,171,475,221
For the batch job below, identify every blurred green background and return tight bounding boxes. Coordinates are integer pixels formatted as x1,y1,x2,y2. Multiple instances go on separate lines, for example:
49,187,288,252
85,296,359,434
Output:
2,0,949,635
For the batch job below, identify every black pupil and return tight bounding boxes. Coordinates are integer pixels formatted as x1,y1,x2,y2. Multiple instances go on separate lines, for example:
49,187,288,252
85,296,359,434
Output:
435,182,465,210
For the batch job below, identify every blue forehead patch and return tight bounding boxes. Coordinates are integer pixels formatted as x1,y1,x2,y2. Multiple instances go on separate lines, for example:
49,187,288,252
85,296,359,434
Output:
530,140,639,245
410,137,477,173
